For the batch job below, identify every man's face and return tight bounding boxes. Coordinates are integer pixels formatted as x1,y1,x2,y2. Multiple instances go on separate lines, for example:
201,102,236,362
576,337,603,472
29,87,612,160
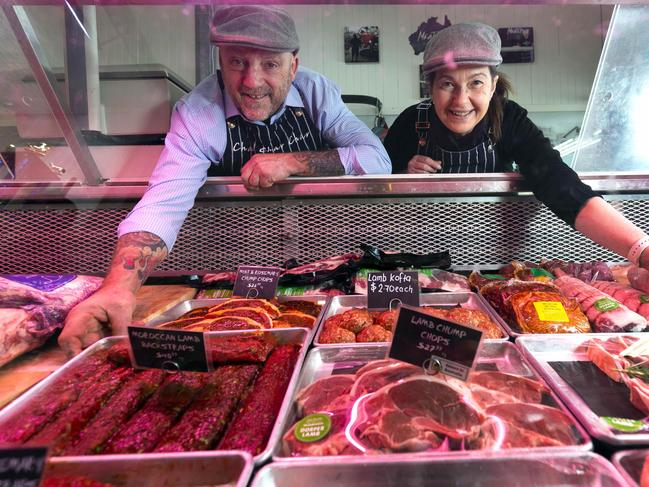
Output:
430,66,497,136
220,46,298,122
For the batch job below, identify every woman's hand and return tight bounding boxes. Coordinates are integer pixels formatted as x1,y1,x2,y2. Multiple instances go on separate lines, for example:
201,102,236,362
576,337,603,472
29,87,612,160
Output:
406,155,442,174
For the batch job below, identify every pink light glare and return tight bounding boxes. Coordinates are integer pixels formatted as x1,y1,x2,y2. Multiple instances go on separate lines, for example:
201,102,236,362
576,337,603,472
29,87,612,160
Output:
443,51,458,70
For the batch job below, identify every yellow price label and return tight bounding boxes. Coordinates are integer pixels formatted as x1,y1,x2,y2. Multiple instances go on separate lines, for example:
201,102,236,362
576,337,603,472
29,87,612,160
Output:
533,301,569,322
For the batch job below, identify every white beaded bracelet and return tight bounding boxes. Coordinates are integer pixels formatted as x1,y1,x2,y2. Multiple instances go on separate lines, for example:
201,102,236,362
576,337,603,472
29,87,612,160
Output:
628,235,649,265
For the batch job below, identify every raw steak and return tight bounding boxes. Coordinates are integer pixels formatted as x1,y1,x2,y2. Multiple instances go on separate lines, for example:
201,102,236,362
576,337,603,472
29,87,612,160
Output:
350,361,421,399
469,371,548,403
554,275,648,332
629,266,649,294
469,417,563,449
296,374,356,416
485,403,578,446
592,280,649,319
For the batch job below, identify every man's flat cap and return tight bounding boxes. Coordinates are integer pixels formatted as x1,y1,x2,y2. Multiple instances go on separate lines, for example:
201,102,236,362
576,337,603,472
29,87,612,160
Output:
423,22,502,75
210,6,299,53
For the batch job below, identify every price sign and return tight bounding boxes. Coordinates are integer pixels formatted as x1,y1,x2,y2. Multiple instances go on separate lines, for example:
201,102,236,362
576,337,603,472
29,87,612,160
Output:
367,271,419,310
0,447,47,487
389,304,483,381
233,266,282,299
128,326,210,372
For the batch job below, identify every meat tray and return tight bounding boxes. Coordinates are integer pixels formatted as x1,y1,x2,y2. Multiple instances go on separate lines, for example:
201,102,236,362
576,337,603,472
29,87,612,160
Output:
45,451,253,487
0,328,309,465
146,296,328,341
613,449,649,487
517,333,649,447
313,292,509,347
272,341,591,461
255,451,626,487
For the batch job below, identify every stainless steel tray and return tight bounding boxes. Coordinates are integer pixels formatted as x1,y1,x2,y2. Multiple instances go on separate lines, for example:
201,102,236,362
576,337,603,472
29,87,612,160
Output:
273,341,591,461
0,328,309,466
46,451,253,487
613,449,649,487
313,292,509,347
146,296,328,343
517,333,649,447
255,451,626,487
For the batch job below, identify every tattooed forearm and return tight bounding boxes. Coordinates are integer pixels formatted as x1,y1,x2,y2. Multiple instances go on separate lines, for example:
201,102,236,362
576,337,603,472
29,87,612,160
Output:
110,232,168,286
292,150,345,177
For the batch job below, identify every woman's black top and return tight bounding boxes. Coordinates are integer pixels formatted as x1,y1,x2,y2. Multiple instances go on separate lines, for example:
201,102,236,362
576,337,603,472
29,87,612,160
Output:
384,99,597,227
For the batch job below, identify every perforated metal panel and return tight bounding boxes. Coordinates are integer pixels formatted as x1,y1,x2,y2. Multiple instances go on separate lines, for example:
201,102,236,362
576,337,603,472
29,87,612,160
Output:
0,195,648,275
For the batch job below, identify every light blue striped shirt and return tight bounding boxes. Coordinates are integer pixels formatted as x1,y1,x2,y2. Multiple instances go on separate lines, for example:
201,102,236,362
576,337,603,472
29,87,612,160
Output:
118,66,391,251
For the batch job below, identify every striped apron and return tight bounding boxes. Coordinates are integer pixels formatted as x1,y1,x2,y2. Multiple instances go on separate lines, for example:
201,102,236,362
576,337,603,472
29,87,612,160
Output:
208,73,325,176
415,100,500,173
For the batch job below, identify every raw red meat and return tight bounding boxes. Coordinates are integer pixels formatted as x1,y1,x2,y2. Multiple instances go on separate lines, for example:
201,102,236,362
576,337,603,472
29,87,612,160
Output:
283,411,358,456
350,361,421,399
469,371,548,403
218,344,300,455
554,275,648,332
629,266,649,293
295,374,356,417
592,280,649,319
485,403,578,446
468,417,563,449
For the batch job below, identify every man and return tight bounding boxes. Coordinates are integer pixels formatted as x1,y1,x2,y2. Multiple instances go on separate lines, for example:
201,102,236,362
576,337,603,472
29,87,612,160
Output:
58,6,391,355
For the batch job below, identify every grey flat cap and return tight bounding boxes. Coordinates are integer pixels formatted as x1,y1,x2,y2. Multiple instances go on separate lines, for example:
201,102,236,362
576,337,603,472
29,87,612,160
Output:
210,6,299,53
423,22,502,75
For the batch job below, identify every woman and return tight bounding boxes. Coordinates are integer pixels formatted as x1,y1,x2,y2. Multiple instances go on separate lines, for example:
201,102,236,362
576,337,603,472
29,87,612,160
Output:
384,22,649,270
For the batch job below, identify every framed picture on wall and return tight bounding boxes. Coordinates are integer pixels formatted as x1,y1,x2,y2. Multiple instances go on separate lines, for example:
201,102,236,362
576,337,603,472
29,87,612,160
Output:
419,65,429,98
498,27,534,63
344,26,380,63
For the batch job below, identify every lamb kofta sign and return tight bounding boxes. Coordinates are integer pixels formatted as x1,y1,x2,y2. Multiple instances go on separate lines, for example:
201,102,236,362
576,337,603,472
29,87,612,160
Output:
0,446,47,486
389,304,483,381
233,266,282,299
367,271,419,310
128,326,210,373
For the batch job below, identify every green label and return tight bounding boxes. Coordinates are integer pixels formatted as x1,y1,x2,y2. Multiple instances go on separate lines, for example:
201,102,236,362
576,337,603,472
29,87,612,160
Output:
530,268,554,279
640,295,649,304
594,298,620,312
601,416,645,433
276,286,307,296
482,274,507,280
294,413,332,443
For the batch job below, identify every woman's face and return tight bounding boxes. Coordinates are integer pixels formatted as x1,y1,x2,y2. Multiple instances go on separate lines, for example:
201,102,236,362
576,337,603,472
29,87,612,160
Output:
430,66,498,136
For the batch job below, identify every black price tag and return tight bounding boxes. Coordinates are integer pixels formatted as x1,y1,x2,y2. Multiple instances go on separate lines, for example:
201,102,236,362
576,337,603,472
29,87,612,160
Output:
128,326,210,373
233,266,282,299
389,304,483,381
0,447,47,487
367,271,419,310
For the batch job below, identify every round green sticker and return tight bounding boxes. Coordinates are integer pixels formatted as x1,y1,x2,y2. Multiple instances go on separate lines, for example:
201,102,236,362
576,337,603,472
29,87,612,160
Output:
294,413,332,443
594,298,619,312
601,416,645,433
640,295,649,304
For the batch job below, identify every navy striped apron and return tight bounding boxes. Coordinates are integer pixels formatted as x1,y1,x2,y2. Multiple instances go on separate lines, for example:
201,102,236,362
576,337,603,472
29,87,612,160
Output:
208,73,325,176
415,100,499,173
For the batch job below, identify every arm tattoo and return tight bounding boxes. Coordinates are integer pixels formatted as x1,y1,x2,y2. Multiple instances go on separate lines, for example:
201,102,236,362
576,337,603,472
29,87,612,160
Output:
293,150,345,176
113,232,168,284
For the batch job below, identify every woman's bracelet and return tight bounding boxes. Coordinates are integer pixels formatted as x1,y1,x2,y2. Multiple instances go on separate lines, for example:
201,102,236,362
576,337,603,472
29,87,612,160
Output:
628,235,649,265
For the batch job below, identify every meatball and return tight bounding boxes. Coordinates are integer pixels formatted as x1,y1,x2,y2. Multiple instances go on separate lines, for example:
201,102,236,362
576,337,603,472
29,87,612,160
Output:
337,308,373,334
372,309,398,331
356,325,392,343
319,325,356,344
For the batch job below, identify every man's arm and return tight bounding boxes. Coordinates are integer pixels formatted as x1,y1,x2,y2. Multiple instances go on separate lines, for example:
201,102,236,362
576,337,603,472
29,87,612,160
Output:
241,150,344,188
58,232,168,356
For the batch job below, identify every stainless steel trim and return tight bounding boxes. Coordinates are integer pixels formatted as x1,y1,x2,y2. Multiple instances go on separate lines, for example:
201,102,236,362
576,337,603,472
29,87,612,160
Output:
2,5,104,185
1,173,649,201
517,333,649,447
47,451,254,487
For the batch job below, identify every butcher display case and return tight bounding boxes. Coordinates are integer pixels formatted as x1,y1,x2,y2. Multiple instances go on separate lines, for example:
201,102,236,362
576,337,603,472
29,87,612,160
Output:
1,1,649,486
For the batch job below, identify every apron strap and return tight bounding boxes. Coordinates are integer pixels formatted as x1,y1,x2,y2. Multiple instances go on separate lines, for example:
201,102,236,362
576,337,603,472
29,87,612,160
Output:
415,100,432,155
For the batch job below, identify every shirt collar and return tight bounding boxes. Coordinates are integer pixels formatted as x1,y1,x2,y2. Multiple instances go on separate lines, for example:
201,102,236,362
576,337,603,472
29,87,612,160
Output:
223,83,305,125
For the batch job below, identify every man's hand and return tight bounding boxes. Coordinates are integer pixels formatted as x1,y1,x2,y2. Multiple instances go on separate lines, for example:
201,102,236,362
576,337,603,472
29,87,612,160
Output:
629,266,649,293
58,231,168,356
407,155,442,174
241,150,344,189
240,153,297,189
58,285,136,356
